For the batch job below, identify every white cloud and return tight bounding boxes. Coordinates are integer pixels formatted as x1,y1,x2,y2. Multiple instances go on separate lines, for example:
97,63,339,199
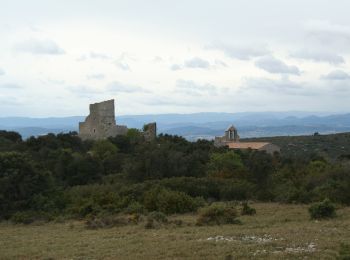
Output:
255,56,300,75
0,68,5,76
114,61,130,71
14,39,65,55
175,79,217,96
89,52,111,59
170,64,182,71
87,73,105,80
184,57,210,69
107,81,149,93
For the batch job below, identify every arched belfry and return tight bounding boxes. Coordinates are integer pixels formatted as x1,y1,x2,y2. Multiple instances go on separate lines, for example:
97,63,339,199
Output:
224,125,239,142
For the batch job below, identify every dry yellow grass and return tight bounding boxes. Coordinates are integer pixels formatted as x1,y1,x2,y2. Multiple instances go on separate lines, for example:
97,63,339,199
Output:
0,203,349,259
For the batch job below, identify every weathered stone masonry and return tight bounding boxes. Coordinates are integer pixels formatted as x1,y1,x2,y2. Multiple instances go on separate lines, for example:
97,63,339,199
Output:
79,99,157,141
78,99,128,140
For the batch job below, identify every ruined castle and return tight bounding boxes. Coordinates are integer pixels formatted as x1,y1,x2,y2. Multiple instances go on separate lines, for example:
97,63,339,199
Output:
78,99,156,141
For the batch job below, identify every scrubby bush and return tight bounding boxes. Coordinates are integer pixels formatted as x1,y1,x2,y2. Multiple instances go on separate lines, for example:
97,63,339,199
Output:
309,199,336,220
123,201,145,214
144,187,204,214
144,211,168,229
10,211,53,224
85,215,129,229
148,211,168,223
196,203,240,225
240,202,256,216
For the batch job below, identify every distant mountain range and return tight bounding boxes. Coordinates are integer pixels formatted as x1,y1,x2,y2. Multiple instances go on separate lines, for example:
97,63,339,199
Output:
1,112,350,140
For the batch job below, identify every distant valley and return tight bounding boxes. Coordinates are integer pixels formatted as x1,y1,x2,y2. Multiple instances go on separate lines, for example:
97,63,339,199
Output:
1,112,350,140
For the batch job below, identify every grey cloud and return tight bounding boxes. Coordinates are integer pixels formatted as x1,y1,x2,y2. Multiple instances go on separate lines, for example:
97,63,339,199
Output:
14,39,65,55
214,59,227,67
87,73,105,80
242,77,314,96
291,49,345,65
209,43,270,60
141,97,195,107
153,56,163,62
46,78,65,85
89,52,111,59
170,64,182,71
107,81,149,93
0,83,22,89
184,57,210,69
321,70,350,80
114,61,130,71
175,79,217,96
0,68,5,76
255,56,300,75
68,85,102,96
305,20,350,50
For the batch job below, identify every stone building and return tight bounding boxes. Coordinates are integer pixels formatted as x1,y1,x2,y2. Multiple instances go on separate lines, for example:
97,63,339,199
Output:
79,99,128,140
79,99,158,141
214,125,239,146
143,122,157,141
214,125,280,155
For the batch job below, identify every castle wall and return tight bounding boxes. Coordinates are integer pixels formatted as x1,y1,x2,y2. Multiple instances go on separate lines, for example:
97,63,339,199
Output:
143,122,157,141
79,99,128,140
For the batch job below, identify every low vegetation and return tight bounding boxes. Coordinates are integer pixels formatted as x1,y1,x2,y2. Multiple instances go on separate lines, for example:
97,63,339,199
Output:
308,199,336,220
196,202,240,226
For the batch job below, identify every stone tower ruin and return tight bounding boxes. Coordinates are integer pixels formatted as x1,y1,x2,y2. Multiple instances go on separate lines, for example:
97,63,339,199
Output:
143,122,157,141
78,99,128,140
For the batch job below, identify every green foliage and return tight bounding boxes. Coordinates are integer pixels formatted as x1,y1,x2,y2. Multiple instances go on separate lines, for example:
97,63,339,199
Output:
309,199,336,220
90,140,118,160
0,152,53,217
0,130,22,143
207,151,245,178
1,130,350,221
144,187,204,214
196,203,240,225
240,202,256,216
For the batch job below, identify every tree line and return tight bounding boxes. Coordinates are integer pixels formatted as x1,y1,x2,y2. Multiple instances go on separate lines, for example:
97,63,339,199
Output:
0,129,349,222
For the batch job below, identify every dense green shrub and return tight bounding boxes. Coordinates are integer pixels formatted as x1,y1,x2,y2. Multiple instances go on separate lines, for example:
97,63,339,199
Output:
196,203,240,225
0,152,53,217
207,151,246,179
240,202,256,216
143,187,204,214
309,199,336,220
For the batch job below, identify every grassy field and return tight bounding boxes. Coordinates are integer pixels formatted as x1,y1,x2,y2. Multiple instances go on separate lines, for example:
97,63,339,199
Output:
0,203,349,259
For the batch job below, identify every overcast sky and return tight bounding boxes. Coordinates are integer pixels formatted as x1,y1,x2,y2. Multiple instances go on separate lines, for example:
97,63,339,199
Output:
1,0,350,117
